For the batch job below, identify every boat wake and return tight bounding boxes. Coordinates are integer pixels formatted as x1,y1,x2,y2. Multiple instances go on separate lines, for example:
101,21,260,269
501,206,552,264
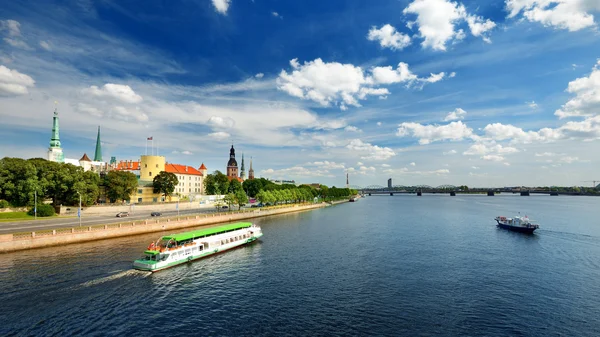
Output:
79,269,151,288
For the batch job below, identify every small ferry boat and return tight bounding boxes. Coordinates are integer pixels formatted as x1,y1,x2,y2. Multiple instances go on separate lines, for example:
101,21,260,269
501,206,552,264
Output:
494,215,539,234
133,222,263,272
349,197,356,202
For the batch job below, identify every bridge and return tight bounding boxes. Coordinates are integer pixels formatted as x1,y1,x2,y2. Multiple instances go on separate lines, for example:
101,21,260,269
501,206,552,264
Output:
354,185,579,196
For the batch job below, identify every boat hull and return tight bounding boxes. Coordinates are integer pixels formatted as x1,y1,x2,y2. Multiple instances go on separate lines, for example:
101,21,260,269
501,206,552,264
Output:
133,233,262,272
496,221,537,234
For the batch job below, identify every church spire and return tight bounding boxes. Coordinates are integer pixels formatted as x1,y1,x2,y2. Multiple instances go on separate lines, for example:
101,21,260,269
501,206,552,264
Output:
94,126,102,162
249,156,254,180
48,102,64,163
240,153,246,180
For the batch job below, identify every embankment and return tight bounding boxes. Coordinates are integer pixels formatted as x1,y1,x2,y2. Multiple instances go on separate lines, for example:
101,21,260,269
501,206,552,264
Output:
0,202,342,253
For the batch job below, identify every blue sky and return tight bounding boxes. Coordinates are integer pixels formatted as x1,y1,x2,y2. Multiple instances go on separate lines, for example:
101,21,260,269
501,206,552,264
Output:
1,0,599,187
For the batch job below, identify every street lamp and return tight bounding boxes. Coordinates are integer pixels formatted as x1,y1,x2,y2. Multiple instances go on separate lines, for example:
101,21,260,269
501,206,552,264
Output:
76,191,82,227
34,190,37,220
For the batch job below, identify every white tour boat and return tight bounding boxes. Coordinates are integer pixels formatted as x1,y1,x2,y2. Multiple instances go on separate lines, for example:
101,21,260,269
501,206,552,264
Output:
133,222,263,272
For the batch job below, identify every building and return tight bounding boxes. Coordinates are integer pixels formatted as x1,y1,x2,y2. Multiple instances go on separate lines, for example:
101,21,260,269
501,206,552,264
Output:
388,178,392,189
240,153,246,180
166,163,205,196
47,106,64,163
94,126,102,162
268,179,297,185
226,145,239,179
248,157,254,180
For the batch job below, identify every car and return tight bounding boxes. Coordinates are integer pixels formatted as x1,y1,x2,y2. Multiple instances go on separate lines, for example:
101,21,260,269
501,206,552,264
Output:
151,212,162,216
221,205,228,209
250,204,258,208
116,212,129,217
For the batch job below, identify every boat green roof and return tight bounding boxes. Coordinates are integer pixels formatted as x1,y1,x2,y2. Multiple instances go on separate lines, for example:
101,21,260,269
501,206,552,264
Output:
144,250,159,255
163,222,252,242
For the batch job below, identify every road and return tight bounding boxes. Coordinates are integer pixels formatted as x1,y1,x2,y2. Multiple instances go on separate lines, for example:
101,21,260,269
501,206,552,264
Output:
0,207,240,234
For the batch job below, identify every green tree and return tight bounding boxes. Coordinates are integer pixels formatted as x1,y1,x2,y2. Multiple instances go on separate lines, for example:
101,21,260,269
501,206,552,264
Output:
104,170,138,203
204,170,230,195
223,193,235,210
153,171,179,202
228,178,243,194
234,190,248,210
71,171,100,206
242,179,264,197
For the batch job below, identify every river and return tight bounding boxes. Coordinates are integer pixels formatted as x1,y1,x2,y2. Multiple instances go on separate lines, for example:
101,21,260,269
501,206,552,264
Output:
1,194,600,336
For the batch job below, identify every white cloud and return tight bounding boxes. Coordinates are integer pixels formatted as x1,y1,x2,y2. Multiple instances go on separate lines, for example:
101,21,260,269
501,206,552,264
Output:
377,122,382,126
255,73,264,79
207,131,231,140
272,12,282,19
346,139,396,161
207,116,235,128
535,152,557,157
39,40,52,51
397,121,474,144
0,65,35,96
357,161,364,166
344,125,361,132
410,162,416,166
3,38,31,50
381,163,391,167
482,154,505,162
182,150,193,155
384,167,450,175
471,166,480,169
555,60,600,119
212,0,231,15
483,123,563,143
463,143,519,156
277,58,446,109
527,100,538,109
443,107,467,121
559,156,579,163
84,83,143,104
367,24,412,50
1,20,21,37
443,149,457,155
307,161,346,170
403,0,496,51
261,166,335,178
110,106,148,122
506,0,599,31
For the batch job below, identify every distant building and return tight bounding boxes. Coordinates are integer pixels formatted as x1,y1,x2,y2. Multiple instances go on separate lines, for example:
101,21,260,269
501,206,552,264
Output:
248,156,255,180
388,178,392,188
240,153,246,180
268,179,297,186
226,145,243,182
47,106,64,163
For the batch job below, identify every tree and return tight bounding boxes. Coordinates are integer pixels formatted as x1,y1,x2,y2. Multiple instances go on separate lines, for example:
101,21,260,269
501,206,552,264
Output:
223,193,235,210
204,170,230,195
104,170,138,203
153,171,178,202
228,178,243,194
71,171,100,206
234,190,248,210
242,179,264,197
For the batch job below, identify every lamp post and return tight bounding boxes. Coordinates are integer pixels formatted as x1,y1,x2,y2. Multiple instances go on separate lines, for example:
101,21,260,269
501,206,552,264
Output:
34,190,37,220
76,191,82,227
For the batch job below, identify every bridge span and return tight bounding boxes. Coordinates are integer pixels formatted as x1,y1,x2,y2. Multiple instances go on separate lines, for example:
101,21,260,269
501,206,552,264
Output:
358,185,576,197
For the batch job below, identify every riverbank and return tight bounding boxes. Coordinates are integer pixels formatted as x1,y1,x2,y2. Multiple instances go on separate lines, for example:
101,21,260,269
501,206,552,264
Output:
0,202,345,253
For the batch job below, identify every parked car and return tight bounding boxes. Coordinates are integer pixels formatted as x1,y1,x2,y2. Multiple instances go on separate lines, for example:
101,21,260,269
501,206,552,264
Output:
116,212,129,217
151,212,162,216
221,205,228,209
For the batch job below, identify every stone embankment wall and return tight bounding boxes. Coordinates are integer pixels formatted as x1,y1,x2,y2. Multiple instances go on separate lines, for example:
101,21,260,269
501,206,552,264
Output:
0,202,340,253
59,201,219,216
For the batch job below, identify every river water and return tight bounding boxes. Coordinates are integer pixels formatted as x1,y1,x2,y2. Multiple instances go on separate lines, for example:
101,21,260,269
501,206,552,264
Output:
1,195,600,336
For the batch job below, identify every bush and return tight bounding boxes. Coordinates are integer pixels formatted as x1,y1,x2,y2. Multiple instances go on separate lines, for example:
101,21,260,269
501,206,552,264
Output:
27,204,56,217
0,200,10,208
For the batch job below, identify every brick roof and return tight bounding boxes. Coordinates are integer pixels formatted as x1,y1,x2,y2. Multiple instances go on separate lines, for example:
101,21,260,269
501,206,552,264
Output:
115,160,140,170
165,163,203,176
79,153,91,162
199,163,207,170
227,176,243,182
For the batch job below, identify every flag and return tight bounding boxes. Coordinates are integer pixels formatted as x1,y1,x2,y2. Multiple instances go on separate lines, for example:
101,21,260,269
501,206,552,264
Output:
147,137,153,140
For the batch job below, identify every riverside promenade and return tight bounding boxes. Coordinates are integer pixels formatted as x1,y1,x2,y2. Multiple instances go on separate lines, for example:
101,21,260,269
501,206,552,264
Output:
0,202,345,253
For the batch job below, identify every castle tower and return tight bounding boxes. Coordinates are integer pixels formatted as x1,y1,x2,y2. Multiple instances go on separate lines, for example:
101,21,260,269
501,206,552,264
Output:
226,145,238,179
94,126,102,162
48,105,65,163
248,156,254,180
240,153,246,180
199,163,208,177
140,155,165,181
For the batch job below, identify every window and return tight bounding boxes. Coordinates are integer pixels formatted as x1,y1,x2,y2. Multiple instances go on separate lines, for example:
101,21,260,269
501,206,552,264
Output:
137,189,142,194
156,164,158,168
145,164,147,168
149,172,152,176
138,198,142,203
153,197,158,202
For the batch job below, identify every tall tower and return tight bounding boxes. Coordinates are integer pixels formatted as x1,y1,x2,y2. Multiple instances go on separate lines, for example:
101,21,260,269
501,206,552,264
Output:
240,153,246,180
226,145,238,179
249,157,254,180
94,126,102,162
48,105,64,163
346,172,349,188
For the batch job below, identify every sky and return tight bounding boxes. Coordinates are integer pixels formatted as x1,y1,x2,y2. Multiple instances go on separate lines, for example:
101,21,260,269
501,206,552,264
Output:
0,0,599,188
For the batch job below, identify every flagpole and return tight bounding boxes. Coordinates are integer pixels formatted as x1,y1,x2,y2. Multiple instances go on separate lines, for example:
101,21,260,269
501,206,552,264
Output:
145,139,148,155
157,139,159,156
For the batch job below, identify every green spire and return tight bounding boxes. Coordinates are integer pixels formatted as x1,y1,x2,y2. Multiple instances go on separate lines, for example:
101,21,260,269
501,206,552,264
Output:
49,107,61,148
94,126,102,162
240,153,246,179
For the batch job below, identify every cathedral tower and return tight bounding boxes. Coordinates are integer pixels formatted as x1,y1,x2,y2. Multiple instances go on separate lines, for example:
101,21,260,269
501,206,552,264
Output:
48,105,64,163
226,145,238,179
94,126,102,162
240,153,246,180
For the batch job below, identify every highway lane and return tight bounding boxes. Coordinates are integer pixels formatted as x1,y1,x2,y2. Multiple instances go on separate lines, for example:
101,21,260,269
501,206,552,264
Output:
0,207,235,234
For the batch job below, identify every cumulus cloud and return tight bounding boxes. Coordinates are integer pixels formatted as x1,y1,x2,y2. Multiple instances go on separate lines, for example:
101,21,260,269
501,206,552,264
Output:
182,150,193,155
506,0,600,31
397,121,474,144
344,125,361,132
346,139,396,161
84,83,143,104
527,101,538,109
403,0,496,51
110,106,148,122
367,24,412,50
410,162,416,166
277,58,447,109
0,65,35,96
443,108,467,121
482,154,505,162
212,0,231,15
3,38,31,50
207,116,235,128
39,40,52,51
535,152,557,157
463,143,519,156
1,20,21,37
555,60,600,119
306,161,346,170
207,131,230,140
255,73,264,79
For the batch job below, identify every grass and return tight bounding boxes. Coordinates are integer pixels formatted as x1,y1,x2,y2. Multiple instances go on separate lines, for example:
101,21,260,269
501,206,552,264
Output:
0,211,65,222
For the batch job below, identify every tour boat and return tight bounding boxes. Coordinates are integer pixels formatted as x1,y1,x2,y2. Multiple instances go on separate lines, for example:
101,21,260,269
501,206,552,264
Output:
494,215,539,234
133,222,263,272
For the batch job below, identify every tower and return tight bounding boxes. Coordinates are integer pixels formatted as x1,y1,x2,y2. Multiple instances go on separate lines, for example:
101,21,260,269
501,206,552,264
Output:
94,126,102,162
226,145,238,179
249,156,254,180
346,172,349,189
240,153,246,180
48,104,64,163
